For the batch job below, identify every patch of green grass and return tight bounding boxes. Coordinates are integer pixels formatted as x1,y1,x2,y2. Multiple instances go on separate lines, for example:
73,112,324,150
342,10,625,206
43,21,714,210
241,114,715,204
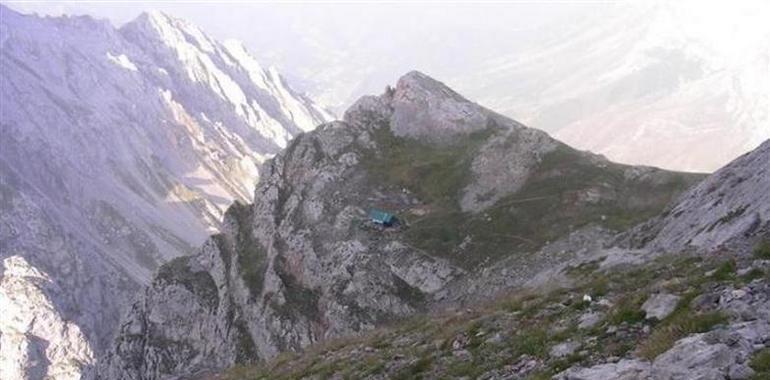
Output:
586,275,610,297
528,369,556,380
741,268,766,282
446,360,485,378
754,240,770,260
155,256,218,310
392,274,426,308
750,348,770,371
511,328,549,358
363,124,492,207
392,354,434,380
224,201,269,300
711,259,736,282
364,125,700,270
360,357,387,376
272,255,321,322
608,294,647,325
749,348,770,379
550,352,586,373
638,311,727,360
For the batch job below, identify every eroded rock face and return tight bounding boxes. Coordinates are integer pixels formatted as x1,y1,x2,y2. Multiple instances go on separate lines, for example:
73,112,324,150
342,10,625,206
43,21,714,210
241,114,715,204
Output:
0,256,94,380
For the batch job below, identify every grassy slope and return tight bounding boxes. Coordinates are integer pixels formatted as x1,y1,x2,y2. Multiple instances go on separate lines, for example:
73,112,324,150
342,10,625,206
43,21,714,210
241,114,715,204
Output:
363,125,703,269
221,253,768,380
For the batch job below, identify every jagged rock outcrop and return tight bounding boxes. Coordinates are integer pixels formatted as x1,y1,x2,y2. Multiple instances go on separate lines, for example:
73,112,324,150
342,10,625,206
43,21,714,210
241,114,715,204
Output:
100,71,700,379
558,281,770,380
0,5,331,379
0,256,94,380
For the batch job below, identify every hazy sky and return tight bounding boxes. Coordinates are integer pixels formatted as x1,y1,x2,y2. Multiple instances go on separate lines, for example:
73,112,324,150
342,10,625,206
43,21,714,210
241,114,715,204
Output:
2,1,608,101
2,0,767,171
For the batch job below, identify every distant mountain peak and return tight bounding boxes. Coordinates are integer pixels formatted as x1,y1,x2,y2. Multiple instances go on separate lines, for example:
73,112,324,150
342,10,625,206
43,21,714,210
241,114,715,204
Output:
344,70,514,142
394,70,465,102
0,6,332,379
127,9,216,53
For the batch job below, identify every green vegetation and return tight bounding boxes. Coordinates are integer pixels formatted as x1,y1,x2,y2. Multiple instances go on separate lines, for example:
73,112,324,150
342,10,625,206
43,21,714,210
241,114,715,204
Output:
607,294,647,325
511,328,549,358
391,274,427,308
272,255,321,322
221,254,750,380
234,317,259,364
392,355,433,380
155,256,218,310
711,259,737,282
363,124,493,207
363,125,700,269
638,290,727,360
225,201,269,300
754,240,770,260
749,348,770,379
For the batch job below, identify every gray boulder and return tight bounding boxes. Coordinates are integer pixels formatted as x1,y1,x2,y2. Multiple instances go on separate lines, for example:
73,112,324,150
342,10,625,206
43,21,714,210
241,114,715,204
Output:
642,293,681,321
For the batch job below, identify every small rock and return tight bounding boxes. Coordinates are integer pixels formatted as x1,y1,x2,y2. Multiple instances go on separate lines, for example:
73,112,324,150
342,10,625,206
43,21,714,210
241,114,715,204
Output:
453,349,471,360
737,268,753,277
556,359,651,379
550,341,580,358
728,364,755,379
579,311,603,329
642,293,681,321
607,325,618,334
485,333,503,345
691,293,721,312
597,299,614,308
732,289,748,299
363,346,375,353
452,335,469,350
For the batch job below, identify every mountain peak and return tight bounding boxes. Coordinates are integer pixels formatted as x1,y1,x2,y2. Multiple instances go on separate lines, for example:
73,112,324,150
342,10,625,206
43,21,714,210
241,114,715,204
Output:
343,70,501,141
393,70,468,104
126,9,216,53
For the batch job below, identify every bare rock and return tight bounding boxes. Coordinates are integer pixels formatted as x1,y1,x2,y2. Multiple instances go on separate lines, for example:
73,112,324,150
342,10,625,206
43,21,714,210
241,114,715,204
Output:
642,293,681,321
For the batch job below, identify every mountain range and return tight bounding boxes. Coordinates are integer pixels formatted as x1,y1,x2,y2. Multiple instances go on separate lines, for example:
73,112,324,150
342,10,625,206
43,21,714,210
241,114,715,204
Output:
0,6,331,380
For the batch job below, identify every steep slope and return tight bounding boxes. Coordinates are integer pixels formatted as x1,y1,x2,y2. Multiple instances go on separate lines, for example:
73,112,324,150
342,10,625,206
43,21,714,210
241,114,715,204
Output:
0,5,331,379
99,71,700,379
217,253,770,380
627,139,770,253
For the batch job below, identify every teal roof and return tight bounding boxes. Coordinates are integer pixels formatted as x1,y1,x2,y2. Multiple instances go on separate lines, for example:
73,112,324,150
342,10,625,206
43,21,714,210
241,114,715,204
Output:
369,209,395,224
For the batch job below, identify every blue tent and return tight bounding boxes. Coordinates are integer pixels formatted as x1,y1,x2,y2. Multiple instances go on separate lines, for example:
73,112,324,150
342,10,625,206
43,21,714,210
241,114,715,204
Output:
369,209,396,226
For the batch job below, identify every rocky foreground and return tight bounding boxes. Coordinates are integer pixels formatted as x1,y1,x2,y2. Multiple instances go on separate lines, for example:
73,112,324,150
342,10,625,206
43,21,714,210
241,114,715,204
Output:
217,245,770,380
